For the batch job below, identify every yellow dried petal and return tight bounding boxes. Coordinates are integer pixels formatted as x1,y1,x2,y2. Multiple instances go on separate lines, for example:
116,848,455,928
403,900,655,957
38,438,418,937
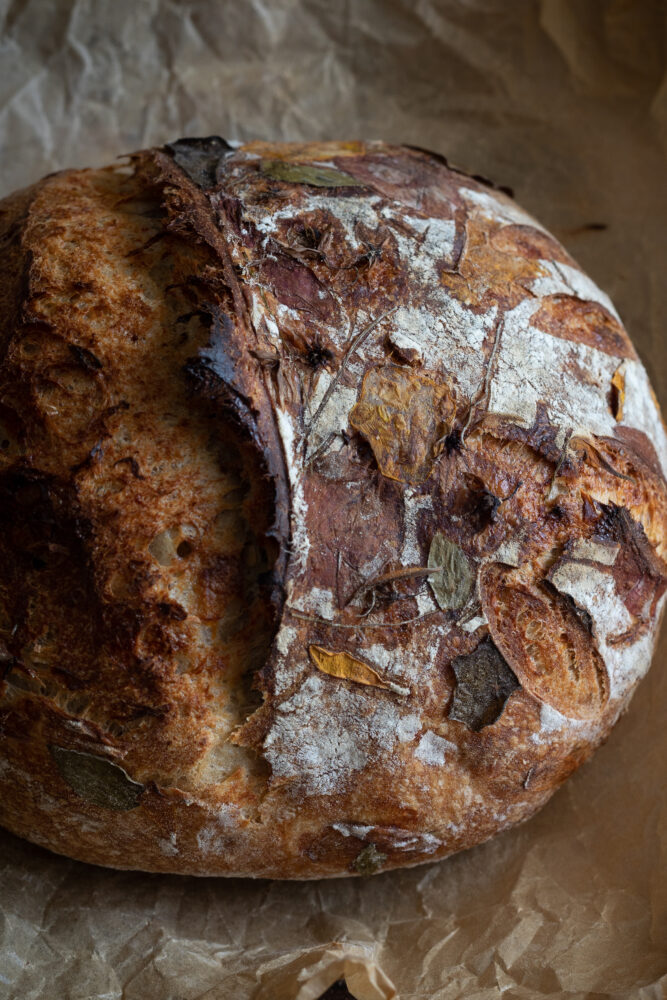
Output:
611,367,625,422
309,645,408,695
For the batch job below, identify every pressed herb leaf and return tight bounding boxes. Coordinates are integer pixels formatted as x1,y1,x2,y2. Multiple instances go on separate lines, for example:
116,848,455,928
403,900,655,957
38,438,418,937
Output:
166,135,232,189
309,645,409,695
352,843,387,875
49,746,144,811
448,637,520,732
428,534,475,610
260,160,360,187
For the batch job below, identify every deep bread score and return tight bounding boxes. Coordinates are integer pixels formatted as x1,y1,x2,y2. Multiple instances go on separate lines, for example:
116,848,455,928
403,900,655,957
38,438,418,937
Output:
0,138,665,878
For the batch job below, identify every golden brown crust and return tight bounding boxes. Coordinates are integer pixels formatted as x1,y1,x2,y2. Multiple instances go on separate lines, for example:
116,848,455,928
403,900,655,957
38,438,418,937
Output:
0,139,666,878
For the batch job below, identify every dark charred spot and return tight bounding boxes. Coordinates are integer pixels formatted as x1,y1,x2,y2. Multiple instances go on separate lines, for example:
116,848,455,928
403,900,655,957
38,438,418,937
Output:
352,239,385,269
68,344,103,371
286,222,323,254
70,440,104,475
612,427,664,479
467,479,500,532
176,309,213,328
472,174,514,198
582,493,600,523
304,340,333,370
114,456,144,479
443,474,501,533
527,403,562,463
157,602,188,621
442,428,462,455
594,503,628,544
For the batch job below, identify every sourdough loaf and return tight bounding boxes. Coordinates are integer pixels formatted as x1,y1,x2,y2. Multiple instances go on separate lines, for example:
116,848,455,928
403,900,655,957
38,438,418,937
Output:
0,139,665,877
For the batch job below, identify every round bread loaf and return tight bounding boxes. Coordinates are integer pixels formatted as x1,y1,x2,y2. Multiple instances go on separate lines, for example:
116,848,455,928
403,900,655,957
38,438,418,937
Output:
0,139,665,878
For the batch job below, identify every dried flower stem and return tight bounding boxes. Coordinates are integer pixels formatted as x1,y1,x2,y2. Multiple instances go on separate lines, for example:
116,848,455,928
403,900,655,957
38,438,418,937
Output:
345,565,442,607
287,607,442,630
461,317,504,444
304,306,398,435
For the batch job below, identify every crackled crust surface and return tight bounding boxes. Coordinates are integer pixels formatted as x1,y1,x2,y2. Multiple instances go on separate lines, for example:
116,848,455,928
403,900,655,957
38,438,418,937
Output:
0,139,666,878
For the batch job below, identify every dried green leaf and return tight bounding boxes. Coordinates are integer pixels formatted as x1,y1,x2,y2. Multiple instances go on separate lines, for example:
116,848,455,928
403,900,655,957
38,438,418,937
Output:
352,843,387,875
49,746,144,811
261,159,360,187
428,534,475,610
448,637,520,732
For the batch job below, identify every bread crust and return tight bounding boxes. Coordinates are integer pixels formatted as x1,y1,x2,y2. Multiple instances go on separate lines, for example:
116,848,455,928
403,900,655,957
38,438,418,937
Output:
0,140,665,877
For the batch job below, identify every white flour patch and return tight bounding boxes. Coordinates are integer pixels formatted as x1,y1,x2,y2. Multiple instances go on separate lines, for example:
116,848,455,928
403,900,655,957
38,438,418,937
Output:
459,187,546,230
305,373,358,454
387,328,423,363
532,703,601,745
364,643,412,691
246,193,383,246
158,832,179,857
620,360,667,480
275,407,310,570
291,587,336,620
332,822,374,839
549,559,649,698
332,822,442,853
395,714,422,742
401,490,433,565
569,539,619,565
357,540,396,580
391,301,495,398
488,299,620,439
264,674,419,795
493,537,522,566
385,213,457,279
276,625,298,657
460,613,488,633
529,260,621,321
414,731,454,766
196,826,227,854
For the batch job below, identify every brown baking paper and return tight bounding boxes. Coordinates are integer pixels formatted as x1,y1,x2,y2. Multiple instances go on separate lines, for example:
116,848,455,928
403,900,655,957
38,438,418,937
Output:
1,1,666,997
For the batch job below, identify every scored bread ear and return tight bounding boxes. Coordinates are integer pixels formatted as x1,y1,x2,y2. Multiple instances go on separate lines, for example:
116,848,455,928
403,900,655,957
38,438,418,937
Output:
480,563,609,721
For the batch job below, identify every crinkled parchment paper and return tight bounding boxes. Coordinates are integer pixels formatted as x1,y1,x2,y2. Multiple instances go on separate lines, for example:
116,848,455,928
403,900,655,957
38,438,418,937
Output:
1,1,666,997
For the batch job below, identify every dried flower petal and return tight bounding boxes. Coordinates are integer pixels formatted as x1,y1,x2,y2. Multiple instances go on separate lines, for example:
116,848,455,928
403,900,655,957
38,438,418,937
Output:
611,366,625,421
309,645,409,695
349,366,456,483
